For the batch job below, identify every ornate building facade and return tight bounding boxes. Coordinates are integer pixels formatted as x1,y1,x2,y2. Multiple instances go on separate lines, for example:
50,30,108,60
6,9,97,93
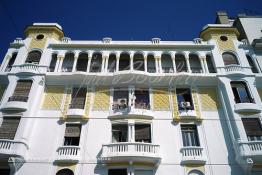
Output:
0,12,262,175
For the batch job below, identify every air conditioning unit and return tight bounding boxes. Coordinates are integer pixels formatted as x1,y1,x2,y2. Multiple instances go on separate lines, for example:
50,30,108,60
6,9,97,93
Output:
180,101,191,109
118,98,127,108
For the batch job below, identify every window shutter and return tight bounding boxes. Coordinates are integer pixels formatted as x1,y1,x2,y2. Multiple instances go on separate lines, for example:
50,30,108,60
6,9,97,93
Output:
242,118,262,136
65,125,81,137
135,124,151,142
71,88,87,109
0,117,20,139
13,81,32,97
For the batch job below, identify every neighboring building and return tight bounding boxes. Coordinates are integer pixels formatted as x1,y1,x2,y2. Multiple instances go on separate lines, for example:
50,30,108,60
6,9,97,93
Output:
0,12,262,175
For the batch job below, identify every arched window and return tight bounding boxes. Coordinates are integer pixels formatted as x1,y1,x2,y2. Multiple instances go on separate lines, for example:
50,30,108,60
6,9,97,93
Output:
231,81,253,103
175,54,187,72
147,54,156,73
206,54,216,73
62,53,74,72
76,53,88,72
56,169,74,175
222,52,239,65
133,53,144,71
189,54,202,73
90,52,102,72
246,55,259,73
161,53,174,73
49,53,57,72
119,53,130,71
25,50,42,64
108,53,117,72
188,170,204,175
5,52,17,72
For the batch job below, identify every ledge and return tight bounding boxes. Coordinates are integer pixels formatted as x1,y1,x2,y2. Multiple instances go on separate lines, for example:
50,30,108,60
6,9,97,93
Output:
234,103,261,113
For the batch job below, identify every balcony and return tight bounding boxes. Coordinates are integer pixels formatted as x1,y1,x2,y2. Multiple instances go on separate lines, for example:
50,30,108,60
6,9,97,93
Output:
1,96,28,111
0,139,28,159
66,103,85,118
234,98,261,113
180,146,206,164
109,104,153,119
11,63,47,75
238,141,262,163
56,146,81,163
101,142,160,164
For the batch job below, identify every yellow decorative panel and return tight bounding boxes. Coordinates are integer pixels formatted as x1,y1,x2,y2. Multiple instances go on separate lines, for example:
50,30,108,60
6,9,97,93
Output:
171,89,179,121
212,34,237,53
185,165,205,174
0,86,6,102
199,87,220,111
42,86,64,110
153,88,170,110
61,87,72,119
192,88,201,120
84,91,91,119
28,30,61,50
257,89,262,102
93,88,110,110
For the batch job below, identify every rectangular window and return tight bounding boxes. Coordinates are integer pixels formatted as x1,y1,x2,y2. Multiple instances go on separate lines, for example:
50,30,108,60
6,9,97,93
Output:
176,88,194,110
9,80,32,102
64,124,81,146
0,117,20,139
134,89,150,109
231,82,253,103
135,124,151,143
112,124,128,142
181,125,200,147
108,169,127,175
242,118,262,141
70,88,87,109
113,88,129,110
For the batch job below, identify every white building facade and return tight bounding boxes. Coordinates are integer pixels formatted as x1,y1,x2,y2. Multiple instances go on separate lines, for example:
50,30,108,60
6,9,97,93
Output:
0,12,262,175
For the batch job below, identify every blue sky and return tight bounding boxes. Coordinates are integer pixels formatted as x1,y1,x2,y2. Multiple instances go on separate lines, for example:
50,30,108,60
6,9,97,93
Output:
0,0,262,62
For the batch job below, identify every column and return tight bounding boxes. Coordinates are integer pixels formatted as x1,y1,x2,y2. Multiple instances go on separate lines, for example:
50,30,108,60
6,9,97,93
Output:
56,55,64,72
101,55,107,73
72,54,79,72
87,52,93,73
185,54,191,73
104,54,109,73
203,56,209,73
144,55,147,72
171,54,176,73
157,56,162,73
130,53,134,71
128,120,135,142
154,55,159,73
199,55,206,73
116,53,120,72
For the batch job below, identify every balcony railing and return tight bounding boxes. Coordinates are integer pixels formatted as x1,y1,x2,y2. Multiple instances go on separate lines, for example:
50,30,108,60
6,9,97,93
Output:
8,96,28,102
11,63,47,74
224,65,243,73
56,146,80,162
162,67,174,73
101,142,160,164
0,139,28,158
180,146,206,164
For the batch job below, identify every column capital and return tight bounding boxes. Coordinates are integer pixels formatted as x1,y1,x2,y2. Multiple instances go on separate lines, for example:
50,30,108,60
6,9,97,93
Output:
57,55,64,60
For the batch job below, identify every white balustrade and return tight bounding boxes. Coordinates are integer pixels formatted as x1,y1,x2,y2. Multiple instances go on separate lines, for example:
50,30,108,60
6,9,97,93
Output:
0,139,28,157
102,142,160,157
180,146,206,164
224,65,243,73
239,141,262,155
56,146,80,162
11,63,47,74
